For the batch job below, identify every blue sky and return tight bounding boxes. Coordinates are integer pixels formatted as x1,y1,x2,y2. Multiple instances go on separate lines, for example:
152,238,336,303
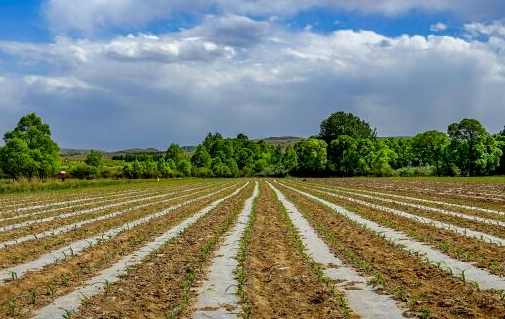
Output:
0,1,504,150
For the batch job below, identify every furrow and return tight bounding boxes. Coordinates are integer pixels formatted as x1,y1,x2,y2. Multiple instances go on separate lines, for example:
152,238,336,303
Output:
28,182,248,319
0,183,222,250
280,182,505,291
269,182,406,319
192,182,259,318
0,183,239,284
292,182,505,246
0,183,215,232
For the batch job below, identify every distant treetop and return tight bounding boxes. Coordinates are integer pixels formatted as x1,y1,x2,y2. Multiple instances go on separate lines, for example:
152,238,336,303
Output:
319,111,376,143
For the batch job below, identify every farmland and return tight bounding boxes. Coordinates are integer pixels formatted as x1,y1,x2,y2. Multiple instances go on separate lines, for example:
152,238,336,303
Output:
0,178,504,319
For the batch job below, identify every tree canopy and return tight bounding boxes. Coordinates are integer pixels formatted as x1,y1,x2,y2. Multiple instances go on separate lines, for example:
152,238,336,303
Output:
319,111,376,144
0,113,60,179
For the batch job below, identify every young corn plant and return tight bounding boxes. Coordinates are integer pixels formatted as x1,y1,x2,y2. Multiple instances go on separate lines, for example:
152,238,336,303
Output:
236,196,258,319
3,299,17,316
79,293,90,308
28,288,38,305
275,192,351,318
58,307,74,319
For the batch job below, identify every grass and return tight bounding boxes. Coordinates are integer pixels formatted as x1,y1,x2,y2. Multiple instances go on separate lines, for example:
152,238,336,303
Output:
0,178,138,195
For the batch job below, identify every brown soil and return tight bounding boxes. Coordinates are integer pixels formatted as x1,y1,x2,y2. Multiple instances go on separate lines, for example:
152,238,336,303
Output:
71,182,253,319
296,180,505,222
0,183,194,224
0,180,198,210
276,182,505,319
244,182,348,319
293,184,505,276
295,184,505,224
0,185,224,268
308,178,505,211
0,184,243,319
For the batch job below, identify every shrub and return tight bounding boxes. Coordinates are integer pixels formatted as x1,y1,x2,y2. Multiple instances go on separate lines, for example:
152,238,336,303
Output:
395,165,435,177
69,164,99,180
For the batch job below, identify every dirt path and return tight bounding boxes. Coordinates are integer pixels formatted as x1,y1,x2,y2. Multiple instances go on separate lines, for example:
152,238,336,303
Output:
244,182,347,319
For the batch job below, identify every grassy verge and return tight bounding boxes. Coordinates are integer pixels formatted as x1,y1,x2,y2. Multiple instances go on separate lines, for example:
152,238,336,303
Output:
0,178,183,195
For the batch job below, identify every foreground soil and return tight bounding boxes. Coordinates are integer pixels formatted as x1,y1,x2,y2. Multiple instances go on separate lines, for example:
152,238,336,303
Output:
244,183,348,319
293,183,505,276
72,183,253,319
0,184,239,318
276,182,505,319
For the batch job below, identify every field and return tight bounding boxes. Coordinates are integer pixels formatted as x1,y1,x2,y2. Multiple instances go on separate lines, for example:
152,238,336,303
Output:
0,178,504,319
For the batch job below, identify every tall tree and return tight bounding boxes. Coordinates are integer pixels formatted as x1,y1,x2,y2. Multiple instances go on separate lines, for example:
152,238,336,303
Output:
165,143,185,163
190,145,212,169
84,150,103,167
447,119,502,176
0,113,60,179
294,138,327,174
319,111,376,144
411,130,449,176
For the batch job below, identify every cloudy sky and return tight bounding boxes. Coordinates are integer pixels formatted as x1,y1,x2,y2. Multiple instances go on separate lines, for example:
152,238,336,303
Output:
0,1,504,150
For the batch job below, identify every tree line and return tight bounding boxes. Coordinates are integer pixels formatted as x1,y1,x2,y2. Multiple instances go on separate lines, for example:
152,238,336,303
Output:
0,112,504,179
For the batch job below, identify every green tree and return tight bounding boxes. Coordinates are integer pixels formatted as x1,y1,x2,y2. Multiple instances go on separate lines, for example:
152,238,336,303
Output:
0,113,60,179
176,159,192,177
282,145,298,172
495,129,505,174
294,138,327,175
383,138,413,169
319,111,376,144
190,145,212,168
369,141,395,177
447,119,502,176
165,143,185,163
411,131,449,176
84,150,103,167
328,135,359,176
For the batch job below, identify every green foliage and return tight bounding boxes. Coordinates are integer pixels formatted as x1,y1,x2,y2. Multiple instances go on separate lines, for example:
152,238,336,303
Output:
294,138,327,175
446,119,502,176
190,145,211,168
165,143,185,163
395,166,435,177
0,113,60,179
69,164,100,179
411,131,449,176
84,150,103,167
319,111,376,143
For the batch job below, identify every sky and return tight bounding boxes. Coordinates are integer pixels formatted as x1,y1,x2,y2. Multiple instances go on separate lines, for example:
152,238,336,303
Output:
0,1,504,150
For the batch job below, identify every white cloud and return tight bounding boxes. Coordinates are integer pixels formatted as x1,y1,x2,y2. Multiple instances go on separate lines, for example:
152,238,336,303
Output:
464,20,505,37
24,75,96,92
430,22,447,32
44,0,505,33
1,19,505,149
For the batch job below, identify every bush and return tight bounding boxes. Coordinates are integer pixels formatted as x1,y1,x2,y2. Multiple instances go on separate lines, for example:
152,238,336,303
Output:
395,165,436,177
193,167,214,178
69,164,99,180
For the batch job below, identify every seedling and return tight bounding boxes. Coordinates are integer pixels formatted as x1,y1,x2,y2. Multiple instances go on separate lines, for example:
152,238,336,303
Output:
79,292,90,308
58,307,74,319
102,279,112,298
5,270,19,282
28,288,38,305
3,299,17,316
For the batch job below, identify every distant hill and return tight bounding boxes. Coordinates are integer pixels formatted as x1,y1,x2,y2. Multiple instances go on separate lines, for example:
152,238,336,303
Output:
60,136,303,158
111,148,161,155
256,136,302,148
